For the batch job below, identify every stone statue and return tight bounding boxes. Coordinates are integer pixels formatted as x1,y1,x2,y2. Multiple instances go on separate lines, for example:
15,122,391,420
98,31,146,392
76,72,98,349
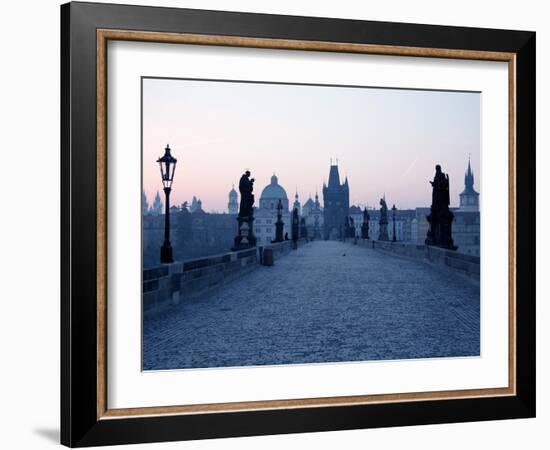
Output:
313,214,321,240
378,197,389,241
425,164,457,250
277,199,283,221
273,199,284,243
379,198,388,224
300,217,308,239
430,165,450,211
238,170,255,218
361,208,370,239
291,207,299,248
348,217,356,238
232,170,257,250
343,217,350,238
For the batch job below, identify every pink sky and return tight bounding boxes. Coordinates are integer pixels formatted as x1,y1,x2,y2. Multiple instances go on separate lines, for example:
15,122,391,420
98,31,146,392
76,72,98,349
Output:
143,78,480,212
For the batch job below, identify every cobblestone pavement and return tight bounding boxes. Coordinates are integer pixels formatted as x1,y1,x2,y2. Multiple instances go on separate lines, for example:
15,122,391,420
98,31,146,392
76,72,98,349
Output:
143,241,479,370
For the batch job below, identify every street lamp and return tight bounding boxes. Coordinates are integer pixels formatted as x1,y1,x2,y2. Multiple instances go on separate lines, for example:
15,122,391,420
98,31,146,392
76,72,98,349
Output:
392,204,397,242
157,144,177,263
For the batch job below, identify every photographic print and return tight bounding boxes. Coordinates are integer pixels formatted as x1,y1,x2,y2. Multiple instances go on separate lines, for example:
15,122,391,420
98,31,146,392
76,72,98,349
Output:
141,77,481,371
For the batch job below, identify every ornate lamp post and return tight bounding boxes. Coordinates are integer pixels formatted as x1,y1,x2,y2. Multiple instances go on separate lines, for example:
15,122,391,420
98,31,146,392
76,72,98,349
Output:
157,145,177,263
392,204,397,242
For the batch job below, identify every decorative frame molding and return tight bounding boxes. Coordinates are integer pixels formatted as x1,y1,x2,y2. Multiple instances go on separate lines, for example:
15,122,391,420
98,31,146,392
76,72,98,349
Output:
62,2,535,446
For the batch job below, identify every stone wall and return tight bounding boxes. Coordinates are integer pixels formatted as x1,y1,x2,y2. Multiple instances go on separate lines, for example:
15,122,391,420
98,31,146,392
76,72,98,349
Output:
143,263,183,313
260,239,294,261
143,239,307,315
347,238,480,282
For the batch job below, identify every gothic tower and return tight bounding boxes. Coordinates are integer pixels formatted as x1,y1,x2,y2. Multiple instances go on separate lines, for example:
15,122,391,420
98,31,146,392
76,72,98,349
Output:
142,190,149,215
228,184,238,214
459,157,480,212
322,162,349,240
151,190,163,215
293,189,301,216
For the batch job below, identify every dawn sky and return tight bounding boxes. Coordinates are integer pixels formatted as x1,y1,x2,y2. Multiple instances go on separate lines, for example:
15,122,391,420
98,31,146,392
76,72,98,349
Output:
143,77,480,212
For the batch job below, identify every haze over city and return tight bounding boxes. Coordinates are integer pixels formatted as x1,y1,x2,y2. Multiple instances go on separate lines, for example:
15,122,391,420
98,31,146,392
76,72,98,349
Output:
143,77,480,211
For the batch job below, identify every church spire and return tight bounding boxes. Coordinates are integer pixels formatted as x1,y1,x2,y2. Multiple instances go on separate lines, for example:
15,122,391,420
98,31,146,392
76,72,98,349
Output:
459,155,479,211
464,155,474,190
293,187,301,216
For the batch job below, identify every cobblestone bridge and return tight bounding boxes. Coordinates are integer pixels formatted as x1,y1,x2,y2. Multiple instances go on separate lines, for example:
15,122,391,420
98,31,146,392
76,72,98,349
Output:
143,240,479,370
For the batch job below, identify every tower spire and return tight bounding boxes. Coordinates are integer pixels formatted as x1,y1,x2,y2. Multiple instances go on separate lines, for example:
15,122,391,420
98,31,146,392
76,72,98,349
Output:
459,155,479,211
464,155,474,189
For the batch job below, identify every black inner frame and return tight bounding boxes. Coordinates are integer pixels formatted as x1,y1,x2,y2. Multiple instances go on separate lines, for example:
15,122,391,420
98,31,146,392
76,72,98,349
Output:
61,2,536,447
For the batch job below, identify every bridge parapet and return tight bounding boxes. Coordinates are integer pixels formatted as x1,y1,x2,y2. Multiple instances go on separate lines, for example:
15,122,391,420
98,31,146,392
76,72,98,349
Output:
347,238,480,282
143,239,308,314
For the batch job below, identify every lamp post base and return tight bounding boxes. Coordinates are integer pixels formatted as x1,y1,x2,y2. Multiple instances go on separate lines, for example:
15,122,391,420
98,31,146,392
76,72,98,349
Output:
160,244,173,264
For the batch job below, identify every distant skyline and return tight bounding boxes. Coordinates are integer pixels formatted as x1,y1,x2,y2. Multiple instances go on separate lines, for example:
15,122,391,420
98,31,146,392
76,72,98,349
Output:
143,77,480,212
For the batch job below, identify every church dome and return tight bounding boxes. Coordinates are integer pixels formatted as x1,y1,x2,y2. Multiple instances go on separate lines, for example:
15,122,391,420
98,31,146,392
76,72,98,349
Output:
229,185,238,199
260,174,288,200
259,174,289,211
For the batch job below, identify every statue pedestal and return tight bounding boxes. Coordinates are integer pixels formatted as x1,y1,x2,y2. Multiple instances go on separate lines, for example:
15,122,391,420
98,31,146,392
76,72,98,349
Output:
273,219,284,243
425,209,457,250
232,216,257,251
378,222,389,241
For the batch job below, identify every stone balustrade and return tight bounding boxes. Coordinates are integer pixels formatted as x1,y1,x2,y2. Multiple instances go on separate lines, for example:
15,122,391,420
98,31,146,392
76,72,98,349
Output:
143,239,308,314
346,238,480,282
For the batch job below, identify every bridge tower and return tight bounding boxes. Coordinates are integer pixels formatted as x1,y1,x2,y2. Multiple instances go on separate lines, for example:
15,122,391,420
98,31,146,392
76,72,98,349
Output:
322,162,349,240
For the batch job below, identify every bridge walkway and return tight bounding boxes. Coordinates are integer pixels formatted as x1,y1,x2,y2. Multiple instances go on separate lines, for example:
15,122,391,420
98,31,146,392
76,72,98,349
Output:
143,240,479,370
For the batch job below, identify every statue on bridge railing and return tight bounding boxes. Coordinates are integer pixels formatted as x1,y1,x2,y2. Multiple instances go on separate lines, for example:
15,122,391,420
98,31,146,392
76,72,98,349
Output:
313,214,321,240
348,217,356,238
300,217,308,239
344,217,350,238
425,164,457,250
273,199,284,243
361,208,370,240
291,207,299,249
232,170,257,250
238,170,255,218
378,197,389,241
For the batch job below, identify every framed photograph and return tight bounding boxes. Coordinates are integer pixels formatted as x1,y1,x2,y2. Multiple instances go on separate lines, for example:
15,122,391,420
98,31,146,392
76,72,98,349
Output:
61,1,536,447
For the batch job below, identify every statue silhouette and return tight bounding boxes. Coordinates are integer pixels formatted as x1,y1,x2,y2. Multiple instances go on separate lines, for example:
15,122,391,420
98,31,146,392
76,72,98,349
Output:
232,170,257,250
426,164,457,250
238,170,255,218
378,197,389,241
